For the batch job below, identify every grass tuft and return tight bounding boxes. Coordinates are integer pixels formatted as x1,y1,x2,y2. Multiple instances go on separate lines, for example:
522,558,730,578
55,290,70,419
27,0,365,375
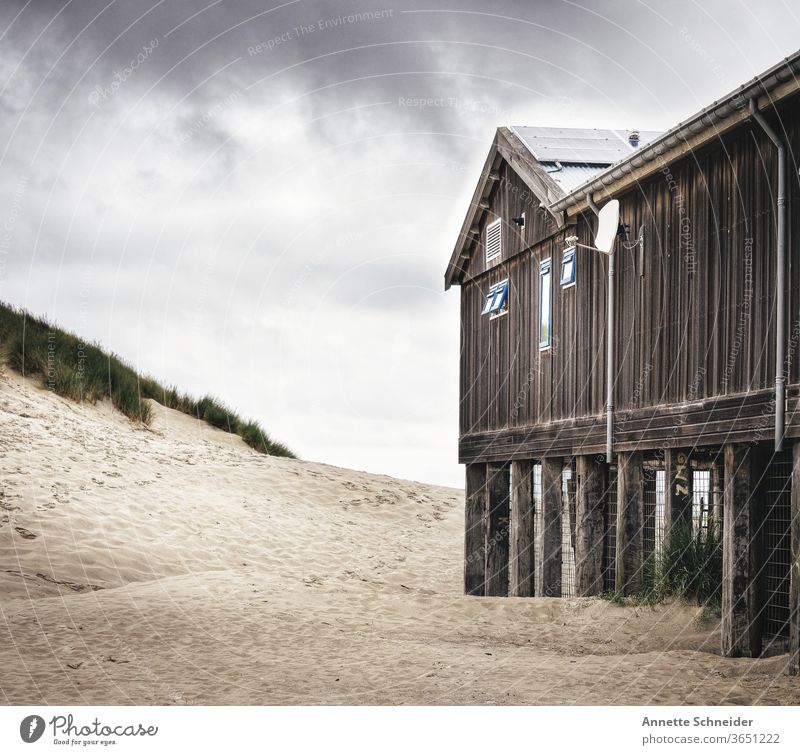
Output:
0,301,295,458
601,521,722,611
658,522,723,608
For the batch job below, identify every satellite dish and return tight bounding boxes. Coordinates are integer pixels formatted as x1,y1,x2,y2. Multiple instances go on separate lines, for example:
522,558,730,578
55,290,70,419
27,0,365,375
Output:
594,199,620,255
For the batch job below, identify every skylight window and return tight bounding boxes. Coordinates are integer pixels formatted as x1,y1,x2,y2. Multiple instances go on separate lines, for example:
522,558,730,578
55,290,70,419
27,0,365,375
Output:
481,279,509,318
560,246,576,288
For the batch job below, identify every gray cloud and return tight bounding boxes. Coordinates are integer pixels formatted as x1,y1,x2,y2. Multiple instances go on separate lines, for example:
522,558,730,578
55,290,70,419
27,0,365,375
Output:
1,0,798,485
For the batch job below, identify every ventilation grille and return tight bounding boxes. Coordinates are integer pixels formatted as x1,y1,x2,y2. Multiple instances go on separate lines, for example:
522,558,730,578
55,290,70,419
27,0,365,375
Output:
485,218,502,263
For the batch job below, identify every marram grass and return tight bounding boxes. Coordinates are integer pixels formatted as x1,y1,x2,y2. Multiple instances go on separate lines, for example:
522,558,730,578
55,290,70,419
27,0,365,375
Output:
0,301,295,459
603,521,723,611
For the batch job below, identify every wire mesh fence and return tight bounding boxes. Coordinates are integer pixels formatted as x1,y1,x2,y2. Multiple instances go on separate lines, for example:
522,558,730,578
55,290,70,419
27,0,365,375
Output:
642,466,658,563
655,470,666,560
692,469,711,535
533,462,542,596
602,464,617,593
761,449,792,641
561,462,576,598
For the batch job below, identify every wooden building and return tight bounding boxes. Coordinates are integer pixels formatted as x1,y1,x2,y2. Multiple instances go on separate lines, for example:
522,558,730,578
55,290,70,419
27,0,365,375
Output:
445,52,800,671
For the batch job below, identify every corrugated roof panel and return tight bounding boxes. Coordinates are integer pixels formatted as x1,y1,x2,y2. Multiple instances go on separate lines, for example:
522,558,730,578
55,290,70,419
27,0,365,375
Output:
539,163,609,194
511,126,662,163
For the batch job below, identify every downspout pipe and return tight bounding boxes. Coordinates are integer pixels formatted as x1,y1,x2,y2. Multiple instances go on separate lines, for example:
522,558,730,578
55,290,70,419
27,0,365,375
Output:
587,192,614,462
749,99,787,453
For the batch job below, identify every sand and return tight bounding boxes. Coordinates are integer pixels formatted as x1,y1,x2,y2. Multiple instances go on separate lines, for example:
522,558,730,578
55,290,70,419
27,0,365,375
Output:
0,370,797,705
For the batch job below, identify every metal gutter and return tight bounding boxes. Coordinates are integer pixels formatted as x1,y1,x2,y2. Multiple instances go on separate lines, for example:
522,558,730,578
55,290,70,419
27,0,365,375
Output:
549,51,800,215
749,99,787,452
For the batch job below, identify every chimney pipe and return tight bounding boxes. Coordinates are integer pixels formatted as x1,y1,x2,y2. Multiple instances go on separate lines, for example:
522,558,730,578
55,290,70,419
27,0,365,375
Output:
628,130,640,148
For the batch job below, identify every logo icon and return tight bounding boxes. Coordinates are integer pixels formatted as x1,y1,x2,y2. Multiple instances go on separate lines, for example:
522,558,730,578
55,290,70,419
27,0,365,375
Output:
20,715,45,743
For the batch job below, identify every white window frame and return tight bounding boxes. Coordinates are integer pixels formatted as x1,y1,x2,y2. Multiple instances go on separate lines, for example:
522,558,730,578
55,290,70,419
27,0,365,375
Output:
485,217,502,265
538,258,552,351
560,246,576,288
481,279,509,319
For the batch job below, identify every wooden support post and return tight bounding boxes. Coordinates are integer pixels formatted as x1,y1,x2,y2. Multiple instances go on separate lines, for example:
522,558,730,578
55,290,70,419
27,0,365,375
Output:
790,442,800,675
485,463,510,596
664,447,693,535
575,455,606,596
710,460,724,540
509,460,535,597
538,457,563,597
464,463,487,596
722,443,761,657
616,450,643,596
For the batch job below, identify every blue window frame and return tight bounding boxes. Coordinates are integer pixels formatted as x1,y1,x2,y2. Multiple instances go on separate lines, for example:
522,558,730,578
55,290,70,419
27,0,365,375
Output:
481,279,509,317
539,259,552,350
560,246,576,288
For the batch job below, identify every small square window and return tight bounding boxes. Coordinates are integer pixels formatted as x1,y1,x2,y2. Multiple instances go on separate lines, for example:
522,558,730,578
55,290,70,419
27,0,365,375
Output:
481,279,509,318
560,247,576,288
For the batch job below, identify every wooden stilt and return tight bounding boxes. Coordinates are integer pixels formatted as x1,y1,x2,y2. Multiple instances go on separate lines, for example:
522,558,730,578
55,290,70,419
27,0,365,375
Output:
509,460,535,597
538,457,563,597
464,463,487,596
710,459,724,539
575,455,606,596
485,463,510,596
664,447,693,534
721,443,761,657
615,450,643,596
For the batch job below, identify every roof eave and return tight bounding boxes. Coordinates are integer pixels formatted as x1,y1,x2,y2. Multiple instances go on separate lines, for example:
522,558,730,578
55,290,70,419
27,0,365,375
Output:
444,128,565,290
549,50,800,215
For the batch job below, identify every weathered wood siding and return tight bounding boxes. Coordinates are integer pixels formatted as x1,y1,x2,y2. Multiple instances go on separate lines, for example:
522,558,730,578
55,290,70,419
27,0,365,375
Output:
459,92,800,463
462,160,559,280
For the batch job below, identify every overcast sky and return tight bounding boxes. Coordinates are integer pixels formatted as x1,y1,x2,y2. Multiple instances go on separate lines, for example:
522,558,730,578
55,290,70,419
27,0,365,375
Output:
1,0,798,487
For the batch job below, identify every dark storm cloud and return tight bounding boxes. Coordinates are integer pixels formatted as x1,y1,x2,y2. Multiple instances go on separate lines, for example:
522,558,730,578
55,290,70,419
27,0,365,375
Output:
1,0,798,485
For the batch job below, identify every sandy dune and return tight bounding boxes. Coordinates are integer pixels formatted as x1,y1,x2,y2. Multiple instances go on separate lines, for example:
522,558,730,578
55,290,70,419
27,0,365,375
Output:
0,370,797,705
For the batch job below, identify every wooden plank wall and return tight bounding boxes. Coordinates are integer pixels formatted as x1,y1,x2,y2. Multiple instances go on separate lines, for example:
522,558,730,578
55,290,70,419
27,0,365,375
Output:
459,92,800,463
462,160,559,281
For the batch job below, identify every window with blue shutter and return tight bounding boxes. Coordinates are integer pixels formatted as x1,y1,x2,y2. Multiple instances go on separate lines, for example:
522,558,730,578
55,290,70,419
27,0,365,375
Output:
481,279,509,318
560,247,576,288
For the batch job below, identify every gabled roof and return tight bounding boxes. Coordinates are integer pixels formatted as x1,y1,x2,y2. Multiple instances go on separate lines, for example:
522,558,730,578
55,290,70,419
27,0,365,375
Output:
443,127,565,289
446,49,800,290
444,126,660,288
